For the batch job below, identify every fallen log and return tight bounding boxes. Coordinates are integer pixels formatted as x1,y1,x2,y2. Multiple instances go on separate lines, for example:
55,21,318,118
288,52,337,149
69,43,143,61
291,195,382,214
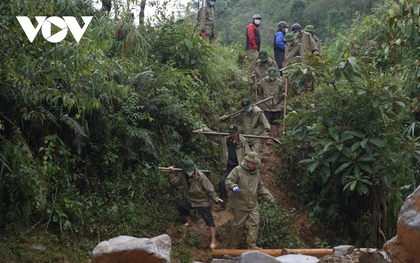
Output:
210,248,333,258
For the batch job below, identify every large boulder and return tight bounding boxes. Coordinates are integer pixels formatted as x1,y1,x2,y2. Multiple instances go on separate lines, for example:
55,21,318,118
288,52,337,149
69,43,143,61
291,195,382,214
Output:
276,254,319,263
91,234,171,263
241,251,279,263
383,185,420,263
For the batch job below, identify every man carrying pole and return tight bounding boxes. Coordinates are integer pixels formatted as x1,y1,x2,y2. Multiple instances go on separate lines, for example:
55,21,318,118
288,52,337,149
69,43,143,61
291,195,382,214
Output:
163,160,223,249
220,98,271,155
194,124,251,211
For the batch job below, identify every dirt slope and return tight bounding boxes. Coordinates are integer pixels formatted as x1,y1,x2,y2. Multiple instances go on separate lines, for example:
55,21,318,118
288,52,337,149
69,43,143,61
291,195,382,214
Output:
177,131,320,262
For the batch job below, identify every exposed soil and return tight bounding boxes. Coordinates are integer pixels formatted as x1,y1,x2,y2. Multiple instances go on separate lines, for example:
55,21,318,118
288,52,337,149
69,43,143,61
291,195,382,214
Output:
178,127,320,262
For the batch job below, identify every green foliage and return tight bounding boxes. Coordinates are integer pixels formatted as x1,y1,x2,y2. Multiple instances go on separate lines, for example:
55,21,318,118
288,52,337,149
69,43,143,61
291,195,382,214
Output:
258,202,304,249
278,1,420,246
2,0,420,260
211,0,382,49
0,0,251,261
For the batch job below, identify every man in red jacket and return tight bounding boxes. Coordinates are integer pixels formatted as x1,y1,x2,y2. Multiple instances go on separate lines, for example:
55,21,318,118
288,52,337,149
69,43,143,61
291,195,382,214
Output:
246,14,262,74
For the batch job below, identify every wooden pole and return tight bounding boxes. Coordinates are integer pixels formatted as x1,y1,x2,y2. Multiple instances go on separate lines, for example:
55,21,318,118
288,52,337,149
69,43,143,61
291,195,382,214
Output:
158,167,211,173
192,131,281,145
282,76,289,134
219,96,274,122
210,248,333,258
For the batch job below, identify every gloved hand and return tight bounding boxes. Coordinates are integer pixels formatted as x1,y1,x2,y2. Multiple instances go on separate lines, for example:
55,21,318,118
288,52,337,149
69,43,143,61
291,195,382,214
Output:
216,198,224,203
281,94,288,100
232,187,241,193
254,85,260,91
200,31,207,37
269,198,275,204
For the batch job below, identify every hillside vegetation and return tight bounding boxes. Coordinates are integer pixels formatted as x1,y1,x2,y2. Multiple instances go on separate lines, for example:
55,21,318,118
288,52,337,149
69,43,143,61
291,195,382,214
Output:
1,0,420,262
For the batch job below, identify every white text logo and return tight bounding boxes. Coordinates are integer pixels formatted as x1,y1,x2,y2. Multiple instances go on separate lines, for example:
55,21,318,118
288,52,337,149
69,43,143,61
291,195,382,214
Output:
16,16,93,43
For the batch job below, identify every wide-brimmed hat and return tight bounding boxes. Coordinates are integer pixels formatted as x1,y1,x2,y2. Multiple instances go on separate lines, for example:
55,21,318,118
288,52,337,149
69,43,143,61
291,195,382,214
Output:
304,25,315,33
182,160,197,171
267,67,278,78
245,152,261,164
258,50,269,62
284,33,296,42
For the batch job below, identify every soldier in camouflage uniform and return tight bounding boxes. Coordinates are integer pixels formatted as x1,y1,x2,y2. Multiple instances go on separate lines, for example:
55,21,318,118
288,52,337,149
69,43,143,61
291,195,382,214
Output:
226,152,274,249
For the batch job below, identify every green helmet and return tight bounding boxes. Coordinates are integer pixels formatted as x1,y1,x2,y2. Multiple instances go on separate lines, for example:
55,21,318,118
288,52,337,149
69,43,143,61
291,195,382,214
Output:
258,49,269,62
277,21,288,29
267,67,278,78
245,152,261,164
304,25,315,33
284,33,296,42
182,160,197,171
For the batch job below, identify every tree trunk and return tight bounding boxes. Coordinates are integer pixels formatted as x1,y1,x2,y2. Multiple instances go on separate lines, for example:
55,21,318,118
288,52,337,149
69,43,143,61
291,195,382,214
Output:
139,0,146,25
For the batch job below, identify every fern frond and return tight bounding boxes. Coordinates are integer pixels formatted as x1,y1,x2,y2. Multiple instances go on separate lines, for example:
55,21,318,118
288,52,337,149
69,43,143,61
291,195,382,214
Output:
36,106,58,126
11,127,33,160
59,115,87,138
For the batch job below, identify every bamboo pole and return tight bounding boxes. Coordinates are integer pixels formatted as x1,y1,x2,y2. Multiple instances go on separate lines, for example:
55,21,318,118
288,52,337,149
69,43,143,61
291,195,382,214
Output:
282,76,288,134
192,131,281,145
219,96,274,122
210,248,333,258
158,167,211,173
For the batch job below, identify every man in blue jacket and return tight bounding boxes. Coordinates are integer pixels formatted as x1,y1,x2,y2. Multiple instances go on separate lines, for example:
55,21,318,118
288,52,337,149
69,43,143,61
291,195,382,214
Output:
273,21,288,73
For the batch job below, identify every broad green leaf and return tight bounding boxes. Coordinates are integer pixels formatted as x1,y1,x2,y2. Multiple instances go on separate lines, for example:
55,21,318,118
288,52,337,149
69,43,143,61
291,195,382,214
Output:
360,138,368,149
372,97,379,108
308,161,319,172
357,155,375,162
328,127,339,142
335,143,343,151
324,152,339,162
348,57,357,69
358,163,373,173
414,5,419,15
368,138,385,148
343,131,364,138
341,147,352,158
299,158,317,164
323,141,334,152
395,101,405,108
335,162,351,174
351,141,361,152
357,183,369,195
324,116,334,127
350,180,357,191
